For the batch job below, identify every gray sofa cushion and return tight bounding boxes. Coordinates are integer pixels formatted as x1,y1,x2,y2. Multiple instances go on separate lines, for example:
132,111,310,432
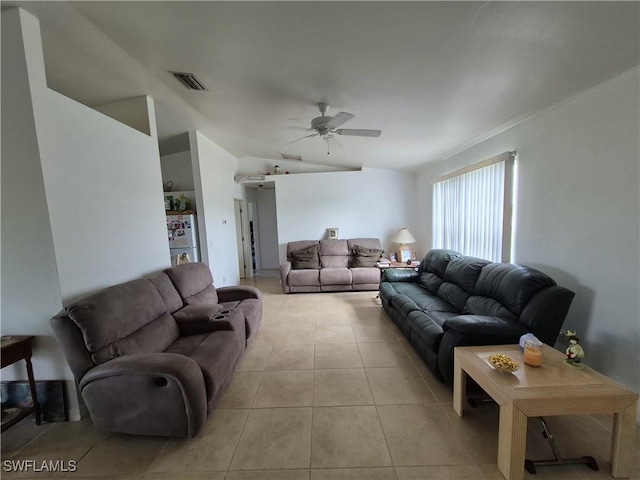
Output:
288,269,321,286
169,330,241,403
347,238,382,252
320,268,352,285
165,263,219,305
320,240,349,268
148,272,184,313
350,245,383,268
291,244,320,269
351,267,381,285
64,279,179,364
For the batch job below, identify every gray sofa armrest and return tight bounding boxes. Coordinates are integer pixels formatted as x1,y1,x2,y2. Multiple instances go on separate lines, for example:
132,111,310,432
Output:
279,261,292,293
79,353,207,437
173,304,239,336
216,285,262,302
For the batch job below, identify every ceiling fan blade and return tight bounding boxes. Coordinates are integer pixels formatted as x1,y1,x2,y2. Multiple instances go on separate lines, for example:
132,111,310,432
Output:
285,133,318,145
326,112,354,129
334,128,382,137
283,126,310,131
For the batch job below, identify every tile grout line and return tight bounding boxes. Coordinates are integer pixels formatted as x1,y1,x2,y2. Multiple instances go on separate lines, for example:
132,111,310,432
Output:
221,406,252,477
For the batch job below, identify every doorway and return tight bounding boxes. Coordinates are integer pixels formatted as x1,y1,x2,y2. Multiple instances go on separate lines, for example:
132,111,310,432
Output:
234,199,254,279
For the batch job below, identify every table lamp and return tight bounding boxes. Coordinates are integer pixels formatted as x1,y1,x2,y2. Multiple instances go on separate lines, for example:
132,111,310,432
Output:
390,228,416,263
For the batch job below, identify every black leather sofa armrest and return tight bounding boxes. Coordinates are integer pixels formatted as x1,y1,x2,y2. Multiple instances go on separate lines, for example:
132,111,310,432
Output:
442,315,529,337
438,316,530,386
519,286,575,345
382,269,419,283
216,285,262,302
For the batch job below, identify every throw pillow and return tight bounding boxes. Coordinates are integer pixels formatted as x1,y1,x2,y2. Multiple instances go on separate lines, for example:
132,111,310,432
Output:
291,244,320,270
350,245,383,268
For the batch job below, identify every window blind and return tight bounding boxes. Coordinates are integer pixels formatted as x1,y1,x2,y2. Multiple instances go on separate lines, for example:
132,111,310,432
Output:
432,151,515,262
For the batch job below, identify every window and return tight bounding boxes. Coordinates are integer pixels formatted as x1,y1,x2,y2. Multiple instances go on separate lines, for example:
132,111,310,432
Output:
432,151,515,262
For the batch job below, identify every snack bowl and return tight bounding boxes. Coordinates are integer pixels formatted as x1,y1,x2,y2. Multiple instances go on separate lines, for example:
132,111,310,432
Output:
488,354,519,373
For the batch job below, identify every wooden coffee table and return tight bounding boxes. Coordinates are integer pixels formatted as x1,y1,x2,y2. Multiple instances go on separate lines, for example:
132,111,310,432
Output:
453,344,638,480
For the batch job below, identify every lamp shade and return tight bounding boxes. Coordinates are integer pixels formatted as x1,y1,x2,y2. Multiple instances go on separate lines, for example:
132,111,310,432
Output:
390,228,416,245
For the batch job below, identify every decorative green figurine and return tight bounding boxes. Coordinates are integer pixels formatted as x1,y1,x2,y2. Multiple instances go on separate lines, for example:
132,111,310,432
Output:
563,330,585,369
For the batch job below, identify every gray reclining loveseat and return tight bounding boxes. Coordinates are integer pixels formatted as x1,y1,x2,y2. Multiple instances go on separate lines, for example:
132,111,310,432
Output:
50,262,261,437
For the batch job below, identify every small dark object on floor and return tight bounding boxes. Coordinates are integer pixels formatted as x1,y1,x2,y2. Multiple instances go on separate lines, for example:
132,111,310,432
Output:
524,417,599,474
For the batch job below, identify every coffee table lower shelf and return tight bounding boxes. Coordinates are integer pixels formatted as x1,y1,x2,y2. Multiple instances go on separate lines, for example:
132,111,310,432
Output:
453,345,638,480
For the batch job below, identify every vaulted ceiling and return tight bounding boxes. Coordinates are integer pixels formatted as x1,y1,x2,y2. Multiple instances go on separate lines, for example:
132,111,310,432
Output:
8,1,640,171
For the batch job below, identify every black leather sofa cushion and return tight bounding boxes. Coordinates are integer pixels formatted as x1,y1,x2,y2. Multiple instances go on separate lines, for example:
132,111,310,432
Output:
462,296,517,320
395,294,421,318
418,272,443,294
413,294,457,313
474,263,556,315
408,311,445,353
436,282,469,312
419,249,461,276
384,282,427,300
442,314,529,336
443,257,490,293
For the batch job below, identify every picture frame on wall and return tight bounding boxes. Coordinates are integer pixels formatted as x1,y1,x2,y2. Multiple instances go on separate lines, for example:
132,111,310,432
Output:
327,228,339,239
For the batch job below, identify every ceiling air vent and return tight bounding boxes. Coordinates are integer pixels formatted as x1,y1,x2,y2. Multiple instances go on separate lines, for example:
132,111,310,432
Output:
281,153,303,161
170,71,208,91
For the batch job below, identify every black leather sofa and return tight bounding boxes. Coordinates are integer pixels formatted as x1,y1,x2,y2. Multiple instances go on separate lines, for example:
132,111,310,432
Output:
379,249,575,385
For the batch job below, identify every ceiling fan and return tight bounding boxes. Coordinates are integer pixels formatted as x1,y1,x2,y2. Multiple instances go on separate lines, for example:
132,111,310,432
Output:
287,103,382,148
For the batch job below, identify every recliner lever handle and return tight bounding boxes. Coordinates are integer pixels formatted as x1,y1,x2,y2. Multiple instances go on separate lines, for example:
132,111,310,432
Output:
155,377,169,387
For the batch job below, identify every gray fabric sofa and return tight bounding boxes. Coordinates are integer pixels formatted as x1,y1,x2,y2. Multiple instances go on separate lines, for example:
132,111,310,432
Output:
50,262,262,437
280,238,383,293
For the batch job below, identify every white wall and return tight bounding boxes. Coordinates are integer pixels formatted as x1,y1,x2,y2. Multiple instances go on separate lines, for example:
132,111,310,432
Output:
94,96,152,136
1,8,172,419
190,131,241,285
274,168,417,263
417,67,640,394
1,7,69,409
160,150,195,192
37,93,169,302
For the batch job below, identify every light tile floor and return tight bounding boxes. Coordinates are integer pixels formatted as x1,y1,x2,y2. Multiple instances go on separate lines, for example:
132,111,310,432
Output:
2,271,639,480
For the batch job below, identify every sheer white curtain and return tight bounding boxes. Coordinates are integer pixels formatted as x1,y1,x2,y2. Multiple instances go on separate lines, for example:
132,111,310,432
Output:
433,153,514,262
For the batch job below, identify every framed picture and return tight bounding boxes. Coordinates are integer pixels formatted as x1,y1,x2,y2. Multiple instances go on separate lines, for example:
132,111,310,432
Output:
390,252,398,262
399,248,413,263
327,228,339,239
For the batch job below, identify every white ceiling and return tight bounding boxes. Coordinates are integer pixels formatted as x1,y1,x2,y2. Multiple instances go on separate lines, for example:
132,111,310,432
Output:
8,1,640,171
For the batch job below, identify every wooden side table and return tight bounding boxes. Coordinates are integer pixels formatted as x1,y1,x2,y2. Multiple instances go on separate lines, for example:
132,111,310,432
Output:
453,344,638,480
376,261,419,270
1,335,42,431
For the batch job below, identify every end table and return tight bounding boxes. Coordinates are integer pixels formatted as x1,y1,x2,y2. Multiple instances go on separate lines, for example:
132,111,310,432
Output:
1,335,42,431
